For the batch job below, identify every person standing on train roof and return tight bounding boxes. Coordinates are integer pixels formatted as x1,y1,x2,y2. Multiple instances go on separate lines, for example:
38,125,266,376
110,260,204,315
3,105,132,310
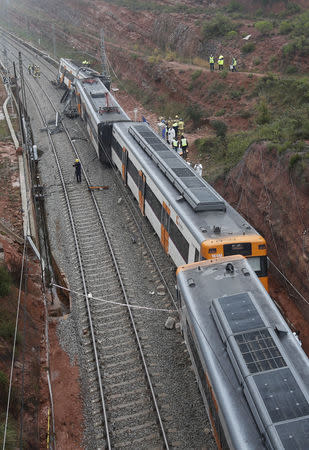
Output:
73,159,82,183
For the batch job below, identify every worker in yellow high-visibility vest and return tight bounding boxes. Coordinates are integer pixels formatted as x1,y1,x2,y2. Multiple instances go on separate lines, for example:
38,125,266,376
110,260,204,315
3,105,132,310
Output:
218,55,224,71
180,135,188,159
209,55,215,71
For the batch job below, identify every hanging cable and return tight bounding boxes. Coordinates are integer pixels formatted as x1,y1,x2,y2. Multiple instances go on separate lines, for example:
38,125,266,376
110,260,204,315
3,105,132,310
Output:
2,238,27,450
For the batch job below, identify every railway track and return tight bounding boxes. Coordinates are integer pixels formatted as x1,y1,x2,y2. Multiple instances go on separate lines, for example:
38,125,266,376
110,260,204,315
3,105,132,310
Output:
1,33,215,449
13,59,170,449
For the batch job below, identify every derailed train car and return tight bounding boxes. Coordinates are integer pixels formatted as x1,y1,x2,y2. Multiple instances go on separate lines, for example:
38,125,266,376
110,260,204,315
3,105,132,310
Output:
58,58,101,89
57,60,268,289
177,256,309,449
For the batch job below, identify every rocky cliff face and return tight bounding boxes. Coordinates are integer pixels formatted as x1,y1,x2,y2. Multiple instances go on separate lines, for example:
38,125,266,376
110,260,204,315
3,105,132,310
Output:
216,141,309,320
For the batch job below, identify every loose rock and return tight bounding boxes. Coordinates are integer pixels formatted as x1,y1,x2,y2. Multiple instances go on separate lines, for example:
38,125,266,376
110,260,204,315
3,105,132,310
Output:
165,317,175,329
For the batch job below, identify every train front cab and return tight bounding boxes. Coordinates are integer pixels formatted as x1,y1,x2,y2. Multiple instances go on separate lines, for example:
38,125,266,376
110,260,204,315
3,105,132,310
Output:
201,235,268,291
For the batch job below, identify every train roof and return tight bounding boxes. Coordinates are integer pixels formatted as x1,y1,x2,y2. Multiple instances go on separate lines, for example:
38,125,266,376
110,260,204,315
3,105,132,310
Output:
59,58,100,79
76,77,130,125
177,256,309,449
113,122,264,244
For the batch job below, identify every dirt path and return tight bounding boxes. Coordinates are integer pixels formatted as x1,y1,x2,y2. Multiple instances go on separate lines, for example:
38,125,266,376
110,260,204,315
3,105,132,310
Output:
165,60,265,78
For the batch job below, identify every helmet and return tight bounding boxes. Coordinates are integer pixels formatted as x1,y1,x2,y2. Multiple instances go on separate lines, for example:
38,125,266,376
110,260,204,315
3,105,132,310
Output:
175,115,179,119
75,159,79,162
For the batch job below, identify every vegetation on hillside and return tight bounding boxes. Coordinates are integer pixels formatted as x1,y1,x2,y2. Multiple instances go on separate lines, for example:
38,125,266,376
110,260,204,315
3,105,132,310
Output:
1,0,308,183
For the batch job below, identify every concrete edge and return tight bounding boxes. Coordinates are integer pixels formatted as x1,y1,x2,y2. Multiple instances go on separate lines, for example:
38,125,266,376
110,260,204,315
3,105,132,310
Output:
3,94,19,149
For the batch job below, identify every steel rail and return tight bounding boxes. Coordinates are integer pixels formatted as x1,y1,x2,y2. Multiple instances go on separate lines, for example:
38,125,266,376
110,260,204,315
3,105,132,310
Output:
3,31,178,312
20,75,112,449
39,67,171,450
8,42,170,447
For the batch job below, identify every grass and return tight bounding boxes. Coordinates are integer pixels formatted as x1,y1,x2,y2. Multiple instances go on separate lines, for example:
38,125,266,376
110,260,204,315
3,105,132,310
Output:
101,0,201,14
0,414,18,449
0,266,12,297
0,120,10,140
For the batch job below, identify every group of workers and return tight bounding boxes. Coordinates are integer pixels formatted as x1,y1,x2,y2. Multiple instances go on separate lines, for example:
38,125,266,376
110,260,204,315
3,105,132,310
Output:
209,55,237,72
157,115,189,159
28,64,41,78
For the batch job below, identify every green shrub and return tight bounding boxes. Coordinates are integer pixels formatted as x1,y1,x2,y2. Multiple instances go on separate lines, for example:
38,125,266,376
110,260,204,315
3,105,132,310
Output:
220,70,228,79
226,30,238,40
286,2,301,15
255,20,273,35
208,81,226,96
215,108,226,117
185,104,204,128
242,42,255,53
289,153,301,169
230,89,243,100
279,20,293,35
274,142,291,154
212,120,228,139
256,98,271,125
0,321,16,341
0,266,12,297
202,14,236,38
286,65,298,74
269,55,277,67
295,119,309,139
294,140,305,152
0,370,9,404
226,0,243,12
239,110,251,119
191,69,202,81
254,57,261,65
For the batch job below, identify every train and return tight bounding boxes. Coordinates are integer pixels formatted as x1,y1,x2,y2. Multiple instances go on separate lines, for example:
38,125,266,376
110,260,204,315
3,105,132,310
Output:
57,59,309,448
176,255,309,449
58,58,269,290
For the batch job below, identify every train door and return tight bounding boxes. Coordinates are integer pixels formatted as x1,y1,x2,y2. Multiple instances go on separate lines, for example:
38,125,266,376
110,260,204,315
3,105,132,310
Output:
161,202,170,253
138,170,146,215
76,92,81,115
122,147,128,185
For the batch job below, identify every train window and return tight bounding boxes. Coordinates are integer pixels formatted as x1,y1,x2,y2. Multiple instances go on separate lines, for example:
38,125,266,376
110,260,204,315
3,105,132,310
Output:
224,242,252,256
194,248,199,262
247,256,261,272
169,219,189,262
248,256,267,278
127,158,138,185
111,135,122,159
145,185,161,220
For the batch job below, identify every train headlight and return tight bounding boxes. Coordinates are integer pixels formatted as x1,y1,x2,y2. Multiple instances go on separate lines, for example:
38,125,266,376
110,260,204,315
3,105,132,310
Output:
258,244,266,250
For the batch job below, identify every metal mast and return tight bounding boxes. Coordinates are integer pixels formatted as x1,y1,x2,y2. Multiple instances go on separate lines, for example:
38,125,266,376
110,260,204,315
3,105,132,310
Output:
100,28,111,91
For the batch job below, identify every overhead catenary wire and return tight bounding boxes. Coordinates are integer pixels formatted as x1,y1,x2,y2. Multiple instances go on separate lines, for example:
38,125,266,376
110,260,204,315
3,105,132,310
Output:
7,24,307,311
268,258,309,306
